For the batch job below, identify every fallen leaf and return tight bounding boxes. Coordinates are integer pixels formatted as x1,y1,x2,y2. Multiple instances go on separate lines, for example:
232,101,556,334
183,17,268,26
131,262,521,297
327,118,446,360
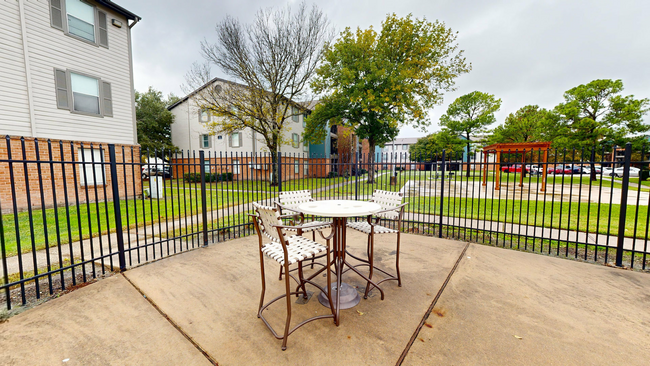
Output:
356,310,364,316
424,322,432,328
419,338,425,342
514,335,522,340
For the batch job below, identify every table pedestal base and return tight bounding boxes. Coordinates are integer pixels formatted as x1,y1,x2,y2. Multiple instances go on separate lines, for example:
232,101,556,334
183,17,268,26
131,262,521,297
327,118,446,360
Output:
318,283,360,310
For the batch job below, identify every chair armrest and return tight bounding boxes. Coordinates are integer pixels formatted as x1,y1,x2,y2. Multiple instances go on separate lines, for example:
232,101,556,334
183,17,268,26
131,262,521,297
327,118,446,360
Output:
374,202,408,215
272,222,329,230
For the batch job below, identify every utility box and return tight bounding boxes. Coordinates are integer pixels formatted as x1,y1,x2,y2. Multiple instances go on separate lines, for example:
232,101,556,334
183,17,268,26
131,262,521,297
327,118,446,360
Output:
150,176,164,199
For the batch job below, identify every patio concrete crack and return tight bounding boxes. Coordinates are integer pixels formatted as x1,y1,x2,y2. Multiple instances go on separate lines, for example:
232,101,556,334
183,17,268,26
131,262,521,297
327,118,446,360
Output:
121,273,219,366
395,241,470,366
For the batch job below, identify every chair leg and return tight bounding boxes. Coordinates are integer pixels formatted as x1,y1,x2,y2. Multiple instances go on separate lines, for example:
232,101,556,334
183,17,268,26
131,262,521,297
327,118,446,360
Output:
396,231,402,287
311,231,316,269
325,244,337,325
364,232,375,299
281,262,292,351
278,265,283,280
258,252,267,318
297,261,308,299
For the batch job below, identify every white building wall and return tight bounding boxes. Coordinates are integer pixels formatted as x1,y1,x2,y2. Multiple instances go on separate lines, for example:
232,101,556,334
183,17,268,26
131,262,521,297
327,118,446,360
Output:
1,0,136,145
0,1,32,136
170,95,309,155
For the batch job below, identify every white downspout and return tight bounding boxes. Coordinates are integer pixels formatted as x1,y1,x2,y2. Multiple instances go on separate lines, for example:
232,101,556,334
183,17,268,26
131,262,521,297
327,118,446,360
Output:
18,0,36,137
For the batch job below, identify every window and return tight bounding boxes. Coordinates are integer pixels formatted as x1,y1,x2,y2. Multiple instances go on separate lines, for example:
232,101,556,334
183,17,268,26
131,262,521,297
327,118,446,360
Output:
303,114,308,127
403,144,408,150
303,141,309,152
217,135,223,140
230,132,241,148
292,106,299,122
292,133,299,148
304,161,309,175
78,148,105,186
66,0,95,42
71,72,99,114
199,109,209,123
200,134,211,149
204,161,211,173
294,160,299,174
50,0,109,47
54,69,112,117
233,160,240,174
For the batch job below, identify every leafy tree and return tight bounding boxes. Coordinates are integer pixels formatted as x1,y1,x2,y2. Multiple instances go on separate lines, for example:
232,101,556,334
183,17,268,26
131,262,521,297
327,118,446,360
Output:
185,2,332,185
306,14,470,183
489,105,554,144
440,91,501,176
409,129,465,161
554,79,649,179
136,87,178,157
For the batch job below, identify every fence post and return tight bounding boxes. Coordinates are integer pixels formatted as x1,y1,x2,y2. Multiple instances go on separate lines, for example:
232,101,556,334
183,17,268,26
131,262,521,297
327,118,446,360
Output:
615,142,632,266
108,144,127,271
199,150,208,247
439,149,446,239
277,151,283,192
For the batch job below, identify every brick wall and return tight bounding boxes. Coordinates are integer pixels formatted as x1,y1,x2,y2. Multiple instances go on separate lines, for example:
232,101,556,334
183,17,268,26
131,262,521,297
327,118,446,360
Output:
0,136,142,213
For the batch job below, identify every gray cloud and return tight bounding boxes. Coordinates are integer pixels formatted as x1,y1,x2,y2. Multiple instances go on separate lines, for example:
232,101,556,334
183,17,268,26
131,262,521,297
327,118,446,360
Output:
127,0,650,137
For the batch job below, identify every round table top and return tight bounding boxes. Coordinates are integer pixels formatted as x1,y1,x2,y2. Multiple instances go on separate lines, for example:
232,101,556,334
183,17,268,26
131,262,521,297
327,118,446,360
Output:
297,200,382,217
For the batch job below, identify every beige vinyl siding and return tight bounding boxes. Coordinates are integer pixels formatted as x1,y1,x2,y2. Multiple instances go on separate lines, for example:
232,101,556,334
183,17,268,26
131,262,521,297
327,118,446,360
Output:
0,2,32,135
19,0,135,144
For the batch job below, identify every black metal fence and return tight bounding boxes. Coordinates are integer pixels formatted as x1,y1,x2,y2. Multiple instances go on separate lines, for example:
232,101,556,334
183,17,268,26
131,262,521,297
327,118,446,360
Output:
1,136,648,310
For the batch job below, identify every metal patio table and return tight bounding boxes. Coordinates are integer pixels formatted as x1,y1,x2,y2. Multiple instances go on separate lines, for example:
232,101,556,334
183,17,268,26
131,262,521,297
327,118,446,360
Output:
296,199,384,313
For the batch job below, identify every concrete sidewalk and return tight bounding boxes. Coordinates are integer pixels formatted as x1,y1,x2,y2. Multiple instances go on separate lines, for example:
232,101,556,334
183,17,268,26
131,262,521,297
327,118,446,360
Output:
1,232,649,365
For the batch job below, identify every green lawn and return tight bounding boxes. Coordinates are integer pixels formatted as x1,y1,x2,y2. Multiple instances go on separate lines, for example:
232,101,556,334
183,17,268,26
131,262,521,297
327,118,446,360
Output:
1,185,271,257
403,196,647,239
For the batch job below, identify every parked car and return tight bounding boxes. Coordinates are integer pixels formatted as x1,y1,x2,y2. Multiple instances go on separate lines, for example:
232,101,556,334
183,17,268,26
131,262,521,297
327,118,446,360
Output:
611,167,640,178
526,164,540,175
553,164,567,174
601,167,614,176
142,165,172,179
508,164,524,173
501,165,512,173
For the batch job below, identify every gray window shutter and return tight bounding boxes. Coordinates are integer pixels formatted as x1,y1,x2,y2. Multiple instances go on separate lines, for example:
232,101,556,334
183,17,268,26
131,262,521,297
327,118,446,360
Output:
102,81,113,117
228,134,232,147
50,0,64,30
98,11,109,48
54,68,69,110
208,136,212,148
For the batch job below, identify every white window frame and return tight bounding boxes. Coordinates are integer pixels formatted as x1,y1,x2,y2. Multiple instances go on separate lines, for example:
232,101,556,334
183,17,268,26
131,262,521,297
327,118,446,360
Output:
291,106,299,122
233,160,240,174
303,141,309,152
294,160,299,174
231,132,241,148
200,134,210,149
55,69,111,118
403,144,408,150
200,109,210,123
292,133,299,148
78,147,105,186
303,161,308,175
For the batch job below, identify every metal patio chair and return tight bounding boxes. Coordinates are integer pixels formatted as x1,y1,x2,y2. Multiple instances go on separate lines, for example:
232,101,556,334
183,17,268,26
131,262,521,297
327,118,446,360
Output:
250,202,337,350
276,190,331,279
346,190,407,299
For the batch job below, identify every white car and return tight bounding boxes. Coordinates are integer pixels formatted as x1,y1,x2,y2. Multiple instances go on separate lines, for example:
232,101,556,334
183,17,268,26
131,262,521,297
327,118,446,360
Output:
611,167,640,178
601,167,614,176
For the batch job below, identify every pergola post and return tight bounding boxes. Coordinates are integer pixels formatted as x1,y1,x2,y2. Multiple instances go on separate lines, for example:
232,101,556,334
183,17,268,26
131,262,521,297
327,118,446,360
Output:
495,151,501,190
519,149,525,187
482,152,488,186
541,149,548,192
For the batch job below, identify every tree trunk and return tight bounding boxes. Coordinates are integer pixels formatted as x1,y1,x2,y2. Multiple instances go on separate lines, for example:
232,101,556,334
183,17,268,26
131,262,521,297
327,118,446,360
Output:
269,140,279,186
367,142,376,184
590,149,597,181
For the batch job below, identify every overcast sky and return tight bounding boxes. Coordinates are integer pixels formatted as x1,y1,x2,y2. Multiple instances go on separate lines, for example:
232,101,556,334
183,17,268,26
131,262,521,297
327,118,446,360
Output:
126,0,650,138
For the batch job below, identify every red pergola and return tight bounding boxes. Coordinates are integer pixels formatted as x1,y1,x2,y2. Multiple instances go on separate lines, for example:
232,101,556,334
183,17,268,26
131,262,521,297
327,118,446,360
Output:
482,142,552,191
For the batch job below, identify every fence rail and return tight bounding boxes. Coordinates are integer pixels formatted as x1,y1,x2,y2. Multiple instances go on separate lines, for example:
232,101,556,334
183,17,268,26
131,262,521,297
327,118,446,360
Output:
1,135,648,310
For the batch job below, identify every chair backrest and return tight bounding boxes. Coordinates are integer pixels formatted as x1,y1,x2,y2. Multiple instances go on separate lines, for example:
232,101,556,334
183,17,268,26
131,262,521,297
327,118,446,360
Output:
253,202,285,243
370,190,403,220
278,190,313,211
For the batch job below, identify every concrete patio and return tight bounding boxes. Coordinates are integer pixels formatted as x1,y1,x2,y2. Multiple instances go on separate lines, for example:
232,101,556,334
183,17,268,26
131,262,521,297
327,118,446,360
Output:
1,231,649,365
